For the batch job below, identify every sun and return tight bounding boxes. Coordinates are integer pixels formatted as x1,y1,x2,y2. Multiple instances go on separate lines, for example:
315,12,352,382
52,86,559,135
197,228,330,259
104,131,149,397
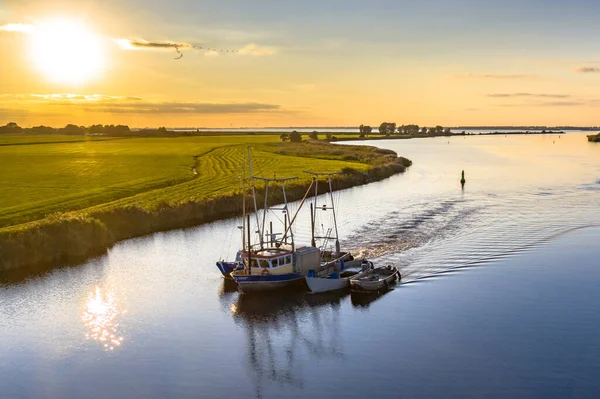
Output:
30,19,105,84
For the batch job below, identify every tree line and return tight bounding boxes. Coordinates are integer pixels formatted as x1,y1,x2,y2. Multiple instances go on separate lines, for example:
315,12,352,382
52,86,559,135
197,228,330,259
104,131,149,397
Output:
0,122,181,136
361,123,452,137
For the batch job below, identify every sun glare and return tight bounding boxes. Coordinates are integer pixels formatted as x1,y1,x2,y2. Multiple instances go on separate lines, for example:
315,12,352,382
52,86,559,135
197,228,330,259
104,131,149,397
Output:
30,19,105,84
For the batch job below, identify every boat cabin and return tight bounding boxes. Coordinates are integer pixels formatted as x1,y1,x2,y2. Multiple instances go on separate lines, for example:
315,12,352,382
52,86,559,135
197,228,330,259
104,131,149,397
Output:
240,248,294,274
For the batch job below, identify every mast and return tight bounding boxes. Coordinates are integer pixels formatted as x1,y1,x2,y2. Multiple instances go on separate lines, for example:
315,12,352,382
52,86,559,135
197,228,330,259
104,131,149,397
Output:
247,214,252,275
327,175,340,257
241,157,247,252
304,171,342,256
247,147,263,248
310,203,316,247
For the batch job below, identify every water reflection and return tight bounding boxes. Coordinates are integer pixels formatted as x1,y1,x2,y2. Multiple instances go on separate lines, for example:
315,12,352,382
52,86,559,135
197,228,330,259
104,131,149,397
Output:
81,287,124,351
350,289,393,308
225,290,347,398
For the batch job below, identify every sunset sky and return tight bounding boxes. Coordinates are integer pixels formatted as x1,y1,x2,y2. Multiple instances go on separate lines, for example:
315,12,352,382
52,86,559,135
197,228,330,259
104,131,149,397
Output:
1,0,600,128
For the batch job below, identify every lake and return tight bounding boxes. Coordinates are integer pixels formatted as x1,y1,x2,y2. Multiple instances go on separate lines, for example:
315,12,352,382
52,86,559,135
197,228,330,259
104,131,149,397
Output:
1,132,599,398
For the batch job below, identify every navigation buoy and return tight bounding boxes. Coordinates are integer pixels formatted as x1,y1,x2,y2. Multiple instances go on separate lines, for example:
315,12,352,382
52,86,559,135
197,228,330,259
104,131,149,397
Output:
460,170,466,188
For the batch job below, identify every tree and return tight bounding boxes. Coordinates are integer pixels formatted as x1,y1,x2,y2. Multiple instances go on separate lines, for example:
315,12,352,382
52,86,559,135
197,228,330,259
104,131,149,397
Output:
421,127,428,135
325,133,332,141
290,131,302,142
444,127,451,135
280,133,290,142
30,125,55,134
379,123,387,134
388,122,396,135
359,124,372,136
308,131,319,140
157,127,168,134
61,124,85,135
434,125,444,135
0,122,22,134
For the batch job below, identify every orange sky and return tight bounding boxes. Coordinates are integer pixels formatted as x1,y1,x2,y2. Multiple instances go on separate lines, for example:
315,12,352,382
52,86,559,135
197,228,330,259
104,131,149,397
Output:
2,0,600,127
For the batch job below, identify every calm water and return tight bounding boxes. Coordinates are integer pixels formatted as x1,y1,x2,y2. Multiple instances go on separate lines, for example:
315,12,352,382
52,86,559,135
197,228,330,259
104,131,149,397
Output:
1,133,599,398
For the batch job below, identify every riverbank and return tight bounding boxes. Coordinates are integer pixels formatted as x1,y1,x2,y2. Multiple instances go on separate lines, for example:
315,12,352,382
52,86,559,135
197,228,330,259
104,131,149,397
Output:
0,140,411,279
588,133,600,142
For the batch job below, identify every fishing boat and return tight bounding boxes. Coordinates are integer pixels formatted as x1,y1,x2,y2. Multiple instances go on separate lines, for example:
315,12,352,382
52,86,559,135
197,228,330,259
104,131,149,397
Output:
216,250,244,279
349,265,401,294
231,148,322,294
303,171,366,293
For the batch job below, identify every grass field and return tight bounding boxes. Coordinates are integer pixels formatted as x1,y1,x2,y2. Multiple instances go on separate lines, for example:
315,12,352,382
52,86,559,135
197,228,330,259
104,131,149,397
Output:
0,134,120,145
0,134,411,276
0,135,371,229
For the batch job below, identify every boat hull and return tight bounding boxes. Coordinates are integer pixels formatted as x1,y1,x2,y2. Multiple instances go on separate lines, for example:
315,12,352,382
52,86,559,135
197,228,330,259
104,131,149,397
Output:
305,276,349,293
216,261,243,279
350,267,400,294
233,273,305,294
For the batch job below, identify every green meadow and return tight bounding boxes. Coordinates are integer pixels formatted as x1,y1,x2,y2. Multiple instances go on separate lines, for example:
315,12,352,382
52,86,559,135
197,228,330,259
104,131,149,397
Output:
0,135,374,230
0,133,410,275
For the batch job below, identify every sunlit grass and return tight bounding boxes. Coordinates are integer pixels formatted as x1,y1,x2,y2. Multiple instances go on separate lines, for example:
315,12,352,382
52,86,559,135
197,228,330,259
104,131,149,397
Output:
0,136,371,229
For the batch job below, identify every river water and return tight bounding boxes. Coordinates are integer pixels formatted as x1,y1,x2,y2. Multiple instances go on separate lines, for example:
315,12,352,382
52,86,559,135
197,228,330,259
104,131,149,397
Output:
1,133,599,398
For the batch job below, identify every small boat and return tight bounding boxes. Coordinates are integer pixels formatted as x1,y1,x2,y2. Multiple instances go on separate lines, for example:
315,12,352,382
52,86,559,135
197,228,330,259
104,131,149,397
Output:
349,265,401,294
306,258,372,293
216,250,244,279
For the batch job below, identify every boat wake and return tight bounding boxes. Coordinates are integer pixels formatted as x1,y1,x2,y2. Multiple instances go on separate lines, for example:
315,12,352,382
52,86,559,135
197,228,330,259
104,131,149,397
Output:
339,188,600,283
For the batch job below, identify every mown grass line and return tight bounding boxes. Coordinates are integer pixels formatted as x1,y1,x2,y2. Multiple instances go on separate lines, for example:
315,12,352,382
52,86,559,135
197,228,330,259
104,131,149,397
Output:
0,139,411,280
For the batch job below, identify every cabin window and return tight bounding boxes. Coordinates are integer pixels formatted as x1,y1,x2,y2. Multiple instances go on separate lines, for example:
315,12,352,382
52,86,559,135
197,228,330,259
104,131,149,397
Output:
250,259,259,268
259,259,270,268
286,255,292,264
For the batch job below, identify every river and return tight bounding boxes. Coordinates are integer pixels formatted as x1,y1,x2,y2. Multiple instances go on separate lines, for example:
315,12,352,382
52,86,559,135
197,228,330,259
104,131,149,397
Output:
1,132,599,398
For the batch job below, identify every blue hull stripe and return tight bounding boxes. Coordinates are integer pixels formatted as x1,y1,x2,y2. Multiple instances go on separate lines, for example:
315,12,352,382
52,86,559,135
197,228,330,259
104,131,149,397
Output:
233,273,302,283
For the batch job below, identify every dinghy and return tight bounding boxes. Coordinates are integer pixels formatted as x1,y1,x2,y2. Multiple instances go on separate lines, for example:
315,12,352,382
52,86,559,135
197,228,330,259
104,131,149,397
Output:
349,265,401,294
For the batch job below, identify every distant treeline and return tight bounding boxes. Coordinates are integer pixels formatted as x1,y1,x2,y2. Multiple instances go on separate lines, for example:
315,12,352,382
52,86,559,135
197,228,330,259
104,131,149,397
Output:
358,123,455,137
0,122,134,135
0,122,191,136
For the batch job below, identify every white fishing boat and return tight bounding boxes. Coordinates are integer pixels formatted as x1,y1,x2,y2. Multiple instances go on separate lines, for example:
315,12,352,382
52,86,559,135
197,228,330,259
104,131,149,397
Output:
303,171,367,293
349,265,401,294
231,148,322,294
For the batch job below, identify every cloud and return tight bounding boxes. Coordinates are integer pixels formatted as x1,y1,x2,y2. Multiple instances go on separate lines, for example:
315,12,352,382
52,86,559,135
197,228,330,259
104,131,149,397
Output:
115,39,193,51
487,93,570,99
204,50,220,57
454,73,534,79
80,101,281,114
0,23,36,34
29,94,142,102
575,67,600,73
238,43,276,56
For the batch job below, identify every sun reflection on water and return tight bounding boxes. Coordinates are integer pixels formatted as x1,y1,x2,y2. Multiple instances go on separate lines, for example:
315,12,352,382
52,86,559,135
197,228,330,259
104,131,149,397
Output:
82,287,125,350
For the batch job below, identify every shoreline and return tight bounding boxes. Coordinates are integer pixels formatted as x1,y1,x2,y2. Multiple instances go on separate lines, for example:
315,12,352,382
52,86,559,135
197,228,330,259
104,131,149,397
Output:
332,131,565,142
0,142,411,281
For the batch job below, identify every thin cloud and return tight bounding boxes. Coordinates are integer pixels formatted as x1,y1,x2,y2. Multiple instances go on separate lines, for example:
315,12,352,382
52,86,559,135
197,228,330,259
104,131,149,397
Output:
238,43,276,56
487,93,570,99
454,73,534,79
115,39,193,51
0,23,36,34
81,102,281,114
575,67,600,73
29,94,142,102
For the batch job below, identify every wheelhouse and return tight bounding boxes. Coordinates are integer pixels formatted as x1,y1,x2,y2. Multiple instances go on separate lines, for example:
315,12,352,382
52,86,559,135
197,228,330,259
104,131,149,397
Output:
242,248,293,269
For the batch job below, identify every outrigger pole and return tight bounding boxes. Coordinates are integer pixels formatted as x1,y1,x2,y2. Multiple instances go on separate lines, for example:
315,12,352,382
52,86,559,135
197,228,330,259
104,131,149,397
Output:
304,171,342,257
274,178,315,251
253,175,298,250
